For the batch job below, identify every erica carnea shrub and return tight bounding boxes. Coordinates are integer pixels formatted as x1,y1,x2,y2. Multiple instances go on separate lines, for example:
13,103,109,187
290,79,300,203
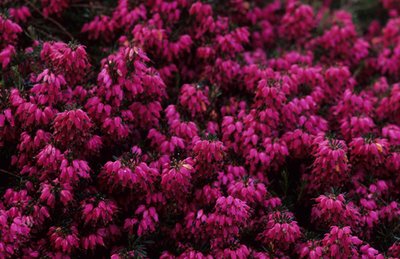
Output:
0,0,399,258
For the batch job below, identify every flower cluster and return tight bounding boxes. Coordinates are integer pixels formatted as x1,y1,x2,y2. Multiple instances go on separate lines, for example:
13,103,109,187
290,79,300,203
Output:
0,0,399,258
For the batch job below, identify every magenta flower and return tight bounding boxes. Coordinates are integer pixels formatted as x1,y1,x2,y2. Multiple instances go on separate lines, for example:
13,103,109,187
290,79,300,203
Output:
54,109,93,147
311,194,360,228
0,16,22,45
41,42,90,84
206,196,249,245
0,45,15,69
48,225,79,254
257,211,301,250
305,135,350,192
9,6,31,24
161,157,194,201
81,198,117,226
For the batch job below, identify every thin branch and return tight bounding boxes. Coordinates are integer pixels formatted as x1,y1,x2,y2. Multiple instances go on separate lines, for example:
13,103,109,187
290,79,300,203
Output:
27,1,75,41
70,3,109,11
0,169,21,179
29,23,61,41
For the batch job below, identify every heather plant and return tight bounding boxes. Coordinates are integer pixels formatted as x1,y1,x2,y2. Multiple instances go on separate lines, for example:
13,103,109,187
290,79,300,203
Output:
0,0,399,258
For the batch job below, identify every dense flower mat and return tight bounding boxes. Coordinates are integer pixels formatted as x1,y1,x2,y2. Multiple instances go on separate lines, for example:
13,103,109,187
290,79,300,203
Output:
0,0,400,258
